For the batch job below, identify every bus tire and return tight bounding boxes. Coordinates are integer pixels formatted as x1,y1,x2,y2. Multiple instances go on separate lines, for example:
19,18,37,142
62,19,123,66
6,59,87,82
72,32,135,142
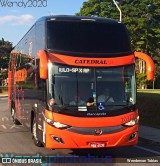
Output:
32,117,43,147
11,107,21,125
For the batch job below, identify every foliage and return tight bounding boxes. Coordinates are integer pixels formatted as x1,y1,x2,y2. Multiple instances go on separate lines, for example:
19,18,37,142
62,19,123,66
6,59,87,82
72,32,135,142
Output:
137,91,160,128
136,73,148,89
0,38,12,47
0,38,13,79
154,75,160,89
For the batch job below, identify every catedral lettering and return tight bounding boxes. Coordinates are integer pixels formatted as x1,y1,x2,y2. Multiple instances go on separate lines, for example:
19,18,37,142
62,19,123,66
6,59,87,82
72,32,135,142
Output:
8,15,154,149
75,59,107,64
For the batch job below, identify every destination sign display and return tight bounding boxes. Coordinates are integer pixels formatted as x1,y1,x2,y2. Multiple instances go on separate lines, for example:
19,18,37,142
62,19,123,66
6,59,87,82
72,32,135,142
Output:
58,67,90,73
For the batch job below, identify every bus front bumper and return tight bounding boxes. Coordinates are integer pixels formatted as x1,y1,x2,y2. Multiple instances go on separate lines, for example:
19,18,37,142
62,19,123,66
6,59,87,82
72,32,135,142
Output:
45,123,138,149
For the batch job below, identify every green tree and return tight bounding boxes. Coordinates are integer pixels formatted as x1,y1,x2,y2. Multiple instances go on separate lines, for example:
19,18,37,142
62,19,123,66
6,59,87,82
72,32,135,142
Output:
0,38,13,81
136,73,147,89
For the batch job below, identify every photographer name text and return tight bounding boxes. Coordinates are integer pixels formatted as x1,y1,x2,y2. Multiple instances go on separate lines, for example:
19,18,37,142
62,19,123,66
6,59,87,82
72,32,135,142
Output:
0,0,47,8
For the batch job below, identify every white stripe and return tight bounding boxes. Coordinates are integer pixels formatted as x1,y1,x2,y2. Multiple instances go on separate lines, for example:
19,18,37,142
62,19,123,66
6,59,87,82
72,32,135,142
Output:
43,121,45,143
78,109,87,111
1,125,7,129
2,117,9,121
135,145,160,155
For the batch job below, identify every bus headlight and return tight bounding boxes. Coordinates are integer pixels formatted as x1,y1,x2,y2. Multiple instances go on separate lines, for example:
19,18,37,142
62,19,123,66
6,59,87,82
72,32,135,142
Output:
122,117,139,127
45,117,71,129
53,122,71,129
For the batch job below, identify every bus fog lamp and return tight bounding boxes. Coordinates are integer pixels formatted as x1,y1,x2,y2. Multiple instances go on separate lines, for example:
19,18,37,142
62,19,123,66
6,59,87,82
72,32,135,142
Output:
51,135,64,144
128,132,137,141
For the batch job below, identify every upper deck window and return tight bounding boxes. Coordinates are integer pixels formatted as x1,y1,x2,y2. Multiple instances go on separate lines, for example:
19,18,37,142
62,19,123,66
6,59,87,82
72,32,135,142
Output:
47,20,132,56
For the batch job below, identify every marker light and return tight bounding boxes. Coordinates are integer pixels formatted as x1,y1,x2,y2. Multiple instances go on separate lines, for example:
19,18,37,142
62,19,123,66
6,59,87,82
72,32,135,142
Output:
48,98,56,107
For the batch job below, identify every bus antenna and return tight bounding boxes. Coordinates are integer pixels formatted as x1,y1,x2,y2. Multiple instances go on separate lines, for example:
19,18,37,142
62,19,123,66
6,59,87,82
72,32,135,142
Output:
113,0,122,22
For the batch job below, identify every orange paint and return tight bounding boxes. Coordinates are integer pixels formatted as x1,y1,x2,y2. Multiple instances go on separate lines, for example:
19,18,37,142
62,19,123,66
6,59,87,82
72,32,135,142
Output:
37,50,48,79
134,52,155,80
16,68,27,82
44,109,138,149
48,53,135,67
8,71,12,106
45,109,54,120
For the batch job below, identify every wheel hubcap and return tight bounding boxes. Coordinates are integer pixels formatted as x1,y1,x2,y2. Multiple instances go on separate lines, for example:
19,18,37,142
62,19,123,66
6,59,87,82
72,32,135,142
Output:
11,108,15,117
33,122,38,140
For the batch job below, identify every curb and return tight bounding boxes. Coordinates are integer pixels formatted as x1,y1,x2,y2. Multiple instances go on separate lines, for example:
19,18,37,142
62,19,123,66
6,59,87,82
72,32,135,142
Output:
139,137,160,146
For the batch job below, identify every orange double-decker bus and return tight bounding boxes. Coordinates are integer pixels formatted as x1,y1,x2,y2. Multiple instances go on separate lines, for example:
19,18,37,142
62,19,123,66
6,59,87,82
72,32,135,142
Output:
8,15,154,149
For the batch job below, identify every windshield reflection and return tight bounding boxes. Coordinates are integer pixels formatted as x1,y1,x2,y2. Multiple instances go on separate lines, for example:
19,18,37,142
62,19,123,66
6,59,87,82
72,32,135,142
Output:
48,64,136,113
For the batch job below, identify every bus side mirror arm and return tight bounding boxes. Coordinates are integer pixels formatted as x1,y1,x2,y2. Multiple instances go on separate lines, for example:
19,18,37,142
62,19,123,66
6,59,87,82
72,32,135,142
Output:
134,51,155,81
37,50,48,79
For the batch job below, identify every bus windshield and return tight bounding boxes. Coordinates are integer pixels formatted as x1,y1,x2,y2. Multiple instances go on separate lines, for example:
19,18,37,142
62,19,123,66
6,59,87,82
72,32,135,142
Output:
47,20,131,56
48,63,136,116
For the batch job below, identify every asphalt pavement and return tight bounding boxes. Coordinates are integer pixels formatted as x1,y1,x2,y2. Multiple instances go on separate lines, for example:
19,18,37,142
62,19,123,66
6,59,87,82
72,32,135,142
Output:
139,125,160,145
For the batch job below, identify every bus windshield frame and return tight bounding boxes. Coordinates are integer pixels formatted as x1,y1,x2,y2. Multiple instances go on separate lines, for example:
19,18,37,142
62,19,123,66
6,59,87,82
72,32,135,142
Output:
48,63,136,116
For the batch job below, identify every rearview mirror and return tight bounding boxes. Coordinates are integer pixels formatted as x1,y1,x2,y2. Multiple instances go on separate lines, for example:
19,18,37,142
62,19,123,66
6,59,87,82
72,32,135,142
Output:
37,50,48,79
134,52,155,81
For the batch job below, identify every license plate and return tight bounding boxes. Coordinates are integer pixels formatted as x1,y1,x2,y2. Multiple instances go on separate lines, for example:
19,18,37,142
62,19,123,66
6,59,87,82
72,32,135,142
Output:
90,142,106,148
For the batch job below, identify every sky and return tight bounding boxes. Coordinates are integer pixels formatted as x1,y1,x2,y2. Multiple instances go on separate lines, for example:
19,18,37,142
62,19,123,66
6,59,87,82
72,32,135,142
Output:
0,0,86,46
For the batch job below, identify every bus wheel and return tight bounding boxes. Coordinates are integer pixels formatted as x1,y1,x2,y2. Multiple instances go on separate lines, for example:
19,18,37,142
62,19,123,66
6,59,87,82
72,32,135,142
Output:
11,107,21,125
32,118,43,147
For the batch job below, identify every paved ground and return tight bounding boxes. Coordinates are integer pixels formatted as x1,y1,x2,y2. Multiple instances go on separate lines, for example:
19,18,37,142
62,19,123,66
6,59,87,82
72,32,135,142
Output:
139,125,160,144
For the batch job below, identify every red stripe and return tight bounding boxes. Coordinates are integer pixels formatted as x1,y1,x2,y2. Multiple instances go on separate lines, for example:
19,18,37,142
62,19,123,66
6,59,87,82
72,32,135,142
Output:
48,53,135,67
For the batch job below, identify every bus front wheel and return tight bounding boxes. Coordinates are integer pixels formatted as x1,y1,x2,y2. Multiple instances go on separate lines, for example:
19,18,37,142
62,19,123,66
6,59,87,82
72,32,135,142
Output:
32,117,43,147
11,107,21,125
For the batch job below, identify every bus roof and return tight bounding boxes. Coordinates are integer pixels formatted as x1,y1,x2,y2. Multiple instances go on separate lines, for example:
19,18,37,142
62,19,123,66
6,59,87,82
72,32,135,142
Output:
37,15,119,24
14,15,120,48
